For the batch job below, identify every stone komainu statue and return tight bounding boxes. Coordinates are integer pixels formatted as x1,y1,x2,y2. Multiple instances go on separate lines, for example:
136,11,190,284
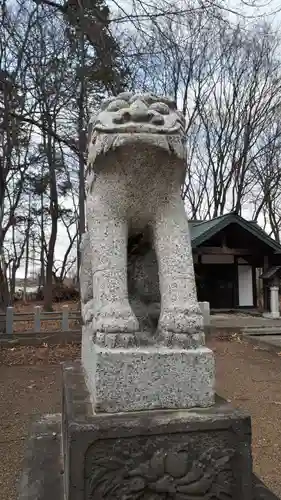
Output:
80,92,204,348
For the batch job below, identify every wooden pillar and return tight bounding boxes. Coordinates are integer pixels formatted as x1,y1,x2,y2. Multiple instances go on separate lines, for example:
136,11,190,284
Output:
252,265,257,308
233,256,239,308
263,256,269,312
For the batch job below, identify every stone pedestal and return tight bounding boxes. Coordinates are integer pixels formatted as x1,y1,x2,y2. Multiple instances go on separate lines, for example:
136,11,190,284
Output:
82,326,215,413
63,362,253,500
18,361,281,500
60,362,275,500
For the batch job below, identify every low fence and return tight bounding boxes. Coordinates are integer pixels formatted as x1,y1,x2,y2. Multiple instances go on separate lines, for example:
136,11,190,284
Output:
0,303,211,347
1,304,210,335
0,305,81,335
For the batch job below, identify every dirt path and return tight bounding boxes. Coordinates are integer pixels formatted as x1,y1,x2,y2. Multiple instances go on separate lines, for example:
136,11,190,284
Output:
208,337,281,497
1,338,281,499
0,344,80,500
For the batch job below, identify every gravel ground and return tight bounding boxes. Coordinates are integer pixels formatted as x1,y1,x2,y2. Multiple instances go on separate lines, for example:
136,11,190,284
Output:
1,338,281,499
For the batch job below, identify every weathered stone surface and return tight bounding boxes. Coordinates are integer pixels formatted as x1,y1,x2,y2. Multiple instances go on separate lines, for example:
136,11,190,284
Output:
82,328,214,412
18,414,63,500
81,92,205,349
83,230,160,333
127,235,161,332
80,232,93,323
59,361,280,500
85,440,236,498
79,91,216,413
17,409,281,500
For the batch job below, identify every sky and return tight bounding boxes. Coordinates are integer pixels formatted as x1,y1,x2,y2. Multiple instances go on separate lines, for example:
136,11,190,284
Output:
108,0,281,24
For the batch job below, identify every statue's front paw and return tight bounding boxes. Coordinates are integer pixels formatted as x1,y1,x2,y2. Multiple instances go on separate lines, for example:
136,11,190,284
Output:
93,303,139,339
82,299,95,324
157,305,204,348
158,304,203,332
94,332,137,348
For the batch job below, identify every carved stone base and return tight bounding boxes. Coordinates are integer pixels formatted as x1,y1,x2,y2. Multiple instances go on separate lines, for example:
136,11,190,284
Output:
82,326,215,412
18,362,281,500
63,361,249,500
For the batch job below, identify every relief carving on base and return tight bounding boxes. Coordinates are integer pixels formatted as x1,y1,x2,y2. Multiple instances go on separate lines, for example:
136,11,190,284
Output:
86,445,235,499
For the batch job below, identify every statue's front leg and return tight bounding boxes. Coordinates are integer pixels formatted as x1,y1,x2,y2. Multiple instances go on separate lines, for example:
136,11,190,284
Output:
79,232,94,324
152,198,204,348
88,206,139,347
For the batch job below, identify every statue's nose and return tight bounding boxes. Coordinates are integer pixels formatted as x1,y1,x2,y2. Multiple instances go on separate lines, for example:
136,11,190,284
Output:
123,99,165,125
123,99,149,122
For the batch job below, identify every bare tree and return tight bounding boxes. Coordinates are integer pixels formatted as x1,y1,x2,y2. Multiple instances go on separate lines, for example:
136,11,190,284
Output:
181,22,281,220
249,122,281,241
0,4,38,326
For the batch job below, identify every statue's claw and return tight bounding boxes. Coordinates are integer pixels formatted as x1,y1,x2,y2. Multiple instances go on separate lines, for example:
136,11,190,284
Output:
157,306,204,348
92,303,139,336
94,332,137,348
82,299,95,324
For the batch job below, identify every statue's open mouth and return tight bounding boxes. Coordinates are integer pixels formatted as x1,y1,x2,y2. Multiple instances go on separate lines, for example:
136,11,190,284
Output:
87,96,186,168
93,123,184,135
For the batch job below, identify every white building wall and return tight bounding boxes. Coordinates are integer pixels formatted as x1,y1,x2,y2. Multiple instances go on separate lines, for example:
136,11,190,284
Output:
238,265,253,306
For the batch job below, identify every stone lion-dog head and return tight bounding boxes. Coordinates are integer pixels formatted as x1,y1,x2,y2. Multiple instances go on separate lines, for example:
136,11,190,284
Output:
87,91,186,175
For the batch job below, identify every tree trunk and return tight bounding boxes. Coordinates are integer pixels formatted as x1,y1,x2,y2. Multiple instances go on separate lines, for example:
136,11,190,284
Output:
9,263,17,303
43,133,58,312
77,32,86,283
0,263,9,333
0,167,7,331
39,178,45,290
44,227,56,311
23,194,31,302
44,195,58,311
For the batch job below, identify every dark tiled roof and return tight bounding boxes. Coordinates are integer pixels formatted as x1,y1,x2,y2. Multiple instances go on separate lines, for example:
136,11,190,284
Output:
260,266,281,280
188,215,230,243
188,213,281,253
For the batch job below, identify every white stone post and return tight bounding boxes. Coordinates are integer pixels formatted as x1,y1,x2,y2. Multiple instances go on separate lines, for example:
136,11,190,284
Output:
270,286,280,318
6,306,14,335
62,305,69,331
34,306,41,333
199,301,210,326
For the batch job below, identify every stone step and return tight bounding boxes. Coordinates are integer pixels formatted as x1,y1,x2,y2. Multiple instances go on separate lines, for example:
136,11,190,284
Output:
18,414,63,500
243,327,281,335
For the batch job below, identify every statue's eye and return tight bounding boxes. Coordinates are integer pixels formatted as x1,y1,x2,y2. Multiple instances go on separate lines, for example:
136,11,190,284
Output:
149,102,170,115
100,96,116,110
106,99,129,112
